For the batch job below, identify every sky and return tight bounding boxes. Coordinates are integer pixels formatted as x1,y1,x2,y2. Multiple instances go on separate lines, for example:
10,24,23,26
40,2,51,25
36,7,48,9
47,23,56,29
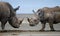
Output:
0,0,60,14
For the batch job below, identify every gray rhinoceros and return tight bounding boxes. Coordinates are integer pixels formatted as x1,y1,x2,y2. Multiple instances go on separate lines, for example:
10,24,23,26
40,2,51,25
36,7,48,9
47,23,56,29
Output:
27,6,60,31
0,2,23,30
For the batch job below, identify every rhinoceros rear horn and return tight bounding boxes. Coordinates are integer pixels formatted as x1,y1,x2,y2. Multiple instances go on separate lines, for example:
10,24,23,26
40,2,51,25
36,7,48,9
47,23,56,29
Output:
14,6,20,11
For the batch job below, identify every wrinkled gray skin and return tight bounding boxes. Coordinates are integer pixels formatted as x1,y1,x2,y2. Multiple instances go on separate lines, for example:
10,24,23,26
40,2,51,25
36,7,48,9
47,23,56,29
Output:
0,2,23,30
27,6,60,31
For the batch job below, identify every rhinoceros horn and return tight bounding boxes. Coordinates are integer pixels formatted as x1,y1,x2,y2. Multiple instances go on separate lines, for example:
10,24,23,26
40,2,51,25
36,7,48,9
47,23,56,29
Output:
19,18,24,24
27,17,31,22
27,17,33,22
27,17,30,22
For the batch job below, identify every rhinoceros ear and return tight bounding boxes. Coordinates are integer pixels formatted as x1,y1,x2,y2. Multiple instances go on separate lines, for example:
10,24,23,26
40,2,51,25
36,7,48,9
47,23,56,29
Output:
32,10,38,16
32,10,35,13
32,10,37,15
14,6,20,11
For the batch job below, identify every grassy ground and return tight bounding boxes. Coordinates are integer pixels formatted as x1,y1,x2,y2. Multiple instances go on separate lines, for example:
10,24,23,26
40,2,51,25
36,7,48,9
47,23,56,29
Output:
0,31,60,36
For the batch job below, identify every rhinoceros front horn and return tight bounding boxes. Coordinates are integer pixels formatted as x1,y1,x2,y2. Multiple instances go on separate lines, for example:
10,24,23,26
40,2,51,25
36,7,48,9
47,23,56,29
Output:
19,18,24,24
27,17,31,22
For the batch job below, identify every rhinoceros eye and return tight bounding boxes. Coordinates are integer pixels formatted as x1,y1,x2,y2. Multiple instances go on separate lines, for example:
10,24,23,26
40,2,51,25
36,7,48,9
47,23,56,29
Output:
38,13,40,15
34,20,37,22
38,13,41,16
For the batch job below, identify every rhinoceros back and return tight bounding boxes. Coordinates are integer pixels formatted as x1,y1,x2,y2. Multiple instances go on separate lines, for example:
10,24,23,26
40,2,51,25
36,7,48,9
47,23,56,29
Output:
0,2,10,19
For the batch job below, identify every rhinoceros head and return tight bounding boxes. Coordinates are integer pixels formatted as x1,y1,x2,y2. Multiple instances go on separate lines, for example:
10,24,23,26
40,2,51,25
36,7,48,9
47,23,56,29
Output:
8,17,23,28
27,17,39,26
27,10,40,26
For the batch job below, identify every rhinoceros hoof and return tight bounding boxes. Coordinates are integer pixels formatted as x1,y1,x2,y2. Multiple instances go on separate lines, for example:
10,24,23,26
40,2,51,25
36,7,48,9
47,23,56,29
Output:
39,30,45,31
50,30,56,31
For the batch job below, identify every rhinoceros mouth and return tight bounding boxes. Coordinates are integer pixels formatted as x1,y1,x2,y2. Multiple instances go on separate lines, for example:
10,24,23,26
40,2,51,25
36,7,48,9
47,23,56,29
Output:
9,23,20,28
29,22,39,27
29,24,35,26
11,25,20,28
13,26,20,28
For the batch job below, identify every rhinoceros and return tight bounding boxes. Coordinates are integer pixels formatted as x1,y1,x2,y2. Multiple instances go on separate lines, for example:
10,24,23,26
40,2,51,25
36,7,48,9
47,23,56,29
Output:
27,6,60,31
0,2,23,30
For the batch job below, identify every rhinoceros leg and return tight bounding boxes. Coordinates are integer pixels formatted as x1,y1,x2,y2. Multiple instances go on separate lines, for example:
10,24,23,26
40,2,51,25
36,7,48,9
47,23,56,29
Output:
49,18,55,31
49,23,55,31
40,22,46,31
1,18,7,30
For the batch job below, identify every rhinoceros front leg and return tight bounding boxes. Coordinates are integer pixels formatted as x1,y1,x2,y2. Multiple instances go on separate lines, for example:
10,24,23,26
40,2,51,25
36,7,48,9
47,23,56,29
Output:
49,18,55,31
1,19,7,30
40,22,46,31
49,23,55,31
1,23,6,30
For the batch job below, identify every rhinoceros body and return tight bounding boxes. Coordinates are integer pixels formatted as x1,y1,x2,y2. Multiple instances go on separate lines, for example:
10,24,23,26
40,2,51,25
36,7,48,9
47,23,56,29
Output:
0,2,23,30
27,6,60,31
